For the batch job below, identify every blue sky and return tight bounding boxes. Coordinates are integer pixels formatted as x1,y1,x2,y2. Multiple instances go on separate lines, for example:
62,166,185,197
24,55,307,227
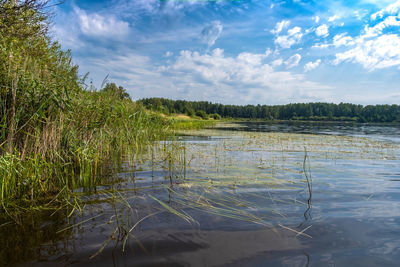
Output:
52,0,400,105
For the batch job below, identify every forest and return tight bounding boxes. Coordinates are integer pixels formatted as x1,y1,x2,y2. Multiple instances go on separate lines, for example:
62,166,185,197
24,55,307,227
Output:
139,98,400,123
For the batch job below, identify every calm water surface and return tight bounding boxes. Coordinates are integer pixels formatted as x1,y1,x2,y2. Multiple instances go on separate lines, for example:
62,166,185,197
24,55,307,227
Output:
1,122,400,267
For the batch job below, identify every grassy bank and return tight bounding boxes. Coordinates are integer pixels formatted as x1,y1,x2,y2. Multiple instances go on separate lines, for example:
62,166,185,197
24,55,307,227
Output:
0,1,194,212
168,117,216,130
0,87,173,210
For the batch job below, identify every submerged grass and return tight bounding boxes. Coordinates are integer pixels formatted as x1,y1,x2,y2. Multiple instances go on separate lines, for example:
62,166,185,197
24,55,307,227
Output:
107,124,400,237
5,122,397,262
0,0,194,214
0,95,173,213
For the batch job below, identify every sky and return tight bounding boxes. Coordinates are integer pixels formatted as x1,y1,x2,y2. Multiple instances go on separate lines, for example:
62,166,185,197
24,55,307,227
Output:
52,0,400,105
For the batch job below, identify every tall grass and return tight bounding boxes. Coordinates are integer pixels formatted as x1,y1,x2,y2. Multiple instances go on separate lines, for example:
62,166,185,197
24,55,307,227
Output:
0,1,174,210
0,1,210,212
170,118,216,130
0,85,172,209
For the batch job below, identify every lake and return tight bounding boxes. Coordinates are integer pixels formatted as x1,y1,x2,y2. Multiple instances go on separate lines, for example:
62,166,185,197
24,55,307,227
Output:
1,121,400,266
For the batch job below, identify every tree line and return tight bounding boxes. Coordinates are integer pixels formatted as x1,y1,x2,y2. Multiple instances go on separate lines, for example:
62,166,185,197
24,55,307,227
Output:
138,98,400,123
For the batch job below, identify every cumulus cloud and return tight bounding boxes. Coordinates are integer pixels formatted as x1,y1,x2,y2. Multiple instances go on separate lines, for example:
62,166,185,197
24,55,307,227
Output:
75,7,130,38
328,15,340,22
304,59,321,72
333,33,355,47
288,26,301,36
315,24,329,37
237,49,271,65
274,26,303,48
160,49,330,104
113,0,205,16
334,1,400,71
334,34,400,70
271,20,290,34
371,0,400,20
364,16,400,38
77,52,171,99
201,21,223,48
52,25,82,49
271,58,283,67
285,54,302,68
312,43,330,49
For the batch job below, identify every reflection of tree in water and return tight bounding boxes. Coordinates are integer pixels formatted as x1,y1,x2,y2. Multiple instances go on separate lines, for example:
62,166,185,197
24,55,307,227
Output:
0,208,75,266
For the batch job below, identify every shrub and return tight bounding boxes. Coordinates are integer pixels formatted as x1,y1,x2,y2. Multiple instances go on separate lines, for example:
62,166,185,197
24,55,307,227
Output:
195,110,208,120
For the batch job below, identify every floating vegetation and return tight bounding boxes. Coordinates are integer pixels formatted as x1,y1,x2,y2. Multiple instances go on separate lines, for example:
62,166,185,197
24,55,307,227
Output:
2,122,400,265
54,122,400,258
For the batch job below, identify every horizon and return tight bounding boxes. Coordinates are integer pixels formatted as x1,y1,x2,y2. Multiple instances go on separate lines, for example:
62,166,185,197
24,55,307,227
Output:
53,0,400,105
137,96,399,107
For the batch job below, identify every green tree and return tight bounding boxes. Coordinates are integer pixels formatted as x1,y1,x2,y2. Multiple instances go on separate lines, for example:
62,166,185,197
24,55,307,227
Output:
195,110,208,120
102,83,130,100
210,113,221,120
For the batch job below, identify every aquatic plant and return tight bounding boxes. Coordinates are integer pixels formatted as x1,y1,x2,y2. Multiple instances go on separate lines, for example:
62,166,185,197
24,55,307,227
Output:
0,1,179,212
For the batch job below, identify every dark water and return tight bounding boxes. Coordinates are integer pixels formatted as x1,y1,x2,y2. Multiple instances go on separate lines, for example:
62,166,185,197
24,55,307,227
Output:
1,122,400,267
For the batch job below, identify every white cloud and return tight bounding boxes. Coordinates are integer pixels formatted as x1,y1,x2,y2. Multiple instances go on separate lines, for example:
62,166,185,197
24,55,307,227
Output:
114,0,205,16
285,54,302,68
354,10,370,20
314,16,320,23
275,35,299,49
328,15,340,22
274,27,303,49
131,0,160,13
80,52,172,99
271,58,283,67
371,0,400,20
334,1,400,71
312,43,330,49
264,48,273,57
165,51,174,57
52,25,82,49
333,33,355,47
160,49,331,104
315,24,329,37
334,34,400,70
304,59,321,72
237,50,270,65
74,7,130,38
288,26,301,35
364,16,400,38
201,21,223,48
271,20,291,34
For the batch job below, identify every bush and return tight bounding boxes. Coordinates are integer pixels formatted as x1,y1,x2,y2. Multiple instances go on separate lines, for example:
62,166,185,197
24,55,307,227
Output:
195,110,208,120
185,107,195,117
210,113,221,120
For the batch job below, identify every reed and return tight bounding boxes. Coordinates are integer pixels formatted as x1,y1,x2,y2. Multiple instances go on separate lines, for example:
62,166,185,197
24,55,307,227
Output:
170,118,216,130
0,1,216,212
0,87,174,210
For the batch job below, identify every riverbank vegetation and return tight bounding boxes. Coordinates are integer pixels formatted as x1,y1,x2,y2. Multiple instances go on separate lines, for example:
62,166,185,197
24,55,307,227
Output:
0,0,395,215
0,1,184,212
139,98,400,123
